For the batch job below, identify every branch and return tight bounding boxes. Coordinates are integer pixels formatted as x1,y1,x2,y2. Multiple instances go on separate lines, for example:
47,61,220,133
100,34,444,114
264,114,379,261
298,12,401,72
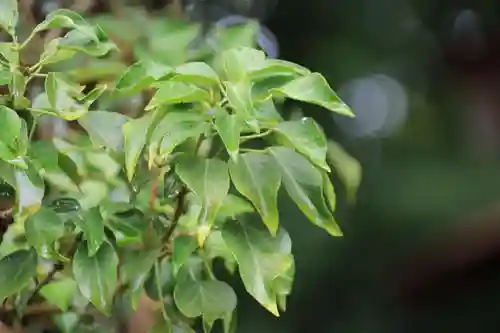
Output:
160,187,188,259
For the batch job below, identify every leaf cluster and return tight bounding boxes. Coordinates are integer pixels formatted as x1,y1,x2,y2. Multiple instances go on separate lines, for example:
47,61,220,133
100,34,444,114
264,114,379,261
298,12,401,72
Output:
0,2,359,333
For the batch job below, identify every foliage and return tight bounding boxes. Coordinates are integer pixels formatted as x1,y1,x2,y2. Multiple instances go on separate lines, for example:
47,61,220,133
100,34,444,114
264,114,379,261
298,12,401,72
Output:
0,2,356,332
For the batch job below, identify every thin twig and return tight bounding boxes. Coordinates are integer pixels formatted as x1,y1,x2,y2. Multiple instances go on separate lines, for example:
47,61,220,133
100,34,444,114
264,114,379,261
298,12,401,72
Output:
159,187,188,260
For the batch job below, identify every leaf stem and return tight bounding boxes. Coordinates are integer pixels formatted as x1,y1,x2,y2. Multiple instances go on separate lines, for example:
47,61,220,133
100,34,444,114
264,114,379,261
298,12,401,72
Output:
240,148,267,153
28,116,37,141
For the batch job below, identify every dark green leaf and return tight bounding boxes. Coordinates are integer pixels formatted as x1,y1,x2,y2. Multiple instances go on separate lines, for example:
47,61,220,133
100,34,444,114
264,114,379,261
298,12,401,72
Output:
221,218,294,316
0,249,37,301
229,152,281,235
0,0,18,36
145,81,210,110
216,194,255,223
214,110,243,161
322,172,336,213
81,207,105,257
174,266,237,325
274,118,330,171
121,248,159,310
29,140,59,172
175,156,229,246
73,242,118,314
48,197,81,214
40,278,78,311
25,207,64,258
269,147,342,236
0,106,21,145
270,73,354,117
172,235,198,276
78,111,129,151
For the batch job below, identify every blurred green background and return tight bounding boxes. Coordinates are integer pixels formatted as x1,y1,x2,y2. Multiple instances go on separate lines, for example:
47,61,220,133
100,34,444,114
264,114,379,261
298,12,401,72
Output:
22,0,500,332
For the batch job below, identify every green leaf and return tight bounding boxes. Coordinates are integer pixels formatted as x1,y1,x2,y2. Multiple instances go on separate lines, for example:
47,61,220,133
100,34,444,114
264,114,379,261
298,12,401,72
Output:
229,152,281,235
0,0,18,36
174,266,237,325
172,235,198,276
15,164,45,215
9,70,27,109
115,61,171,95
81,207,105,257
269,147,342,236
326,141,362,203
216,194,255,223
33,9,86,33
145,81,210,111
0,249,37,301
39,39,77,66
172,62,219,86
204,231,236,274
224,80,259,132
217,47,265,82
78,111,129,151
249,59,310,81
0,141,23,167
123,112,156,182
40,279,78,311
31,90,86,120
175,156,230,246
25,207,64,258
29,141,59,172
270,73,354,117
45,72,58,109
0,42,18,64
0,106,21,145
0,68,10,85
214,110,243,161
121,248,159,310
274,118,330,171
72,242,118,314
221,218,294,316
48,197,81,214
148,112,207,164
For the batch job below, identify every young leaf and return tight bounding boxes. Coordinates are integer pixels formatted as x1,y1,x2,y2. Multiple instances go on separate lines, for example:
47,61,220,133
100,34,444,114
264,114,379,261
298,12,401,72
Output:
123,112,156,182
0,0,18,36
176,156,230,246
0,42,18,64
326,141,362,204
78,111,130,151
221,217,294,316
145,81,210,110
224,80,259,132
214,111,243,161
270,73,354,117
229,152,281,235
174,265,237,326
25,207,64,258
0,249,37,301
81,207,105,257
45,72,58,108
72,242,118,314
0,106,21,145
40,279,78,312
148,112,207,164
115,61,170,95
172,235,198,276
173,62,220,86
274,118,330,172
269,147,342,236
